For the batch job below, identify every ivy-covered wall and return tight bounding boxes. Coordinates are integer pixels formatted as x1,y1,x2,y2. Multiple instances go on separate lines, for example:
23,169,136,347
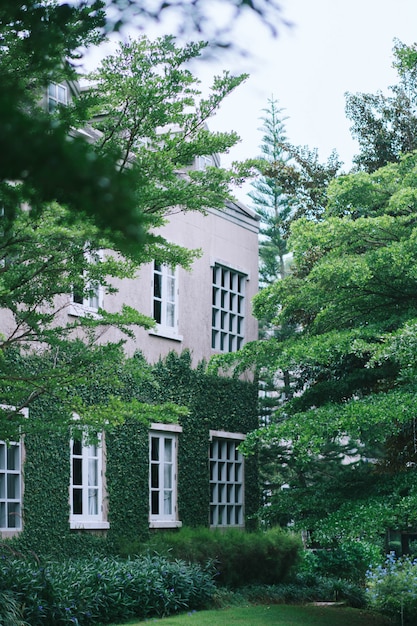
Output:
11,351,260,556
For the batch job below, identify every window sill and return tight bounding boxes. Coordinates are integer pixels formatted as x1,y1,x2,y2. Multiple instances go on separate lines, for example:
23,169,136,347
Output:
149,327,183,342
70,520,110,530
149,520,183,529
68,303,100,318
0,529,22,538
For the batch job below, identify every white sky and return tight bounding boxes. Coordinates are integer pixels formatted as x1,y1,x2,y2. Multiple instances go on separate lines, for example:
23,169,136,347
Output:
88,0,417,203
199,0,417,171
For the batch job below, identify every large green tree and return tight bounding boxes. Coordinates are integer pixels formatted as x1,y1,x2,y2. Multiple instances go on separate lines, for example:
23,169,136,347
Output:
0,31,249,434
249,98,292,286
1,0,286,254
213,151,417,544
346,39,417,173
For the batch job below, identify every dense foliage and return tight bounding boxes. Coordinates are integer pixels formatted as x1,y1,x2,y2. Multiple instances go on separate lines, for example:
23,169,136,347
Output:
211,43,417,543
0,11,251,434
134,526,301,588
346,40,417,172
8,350,259,556
366,553,417,625
0,553,215,625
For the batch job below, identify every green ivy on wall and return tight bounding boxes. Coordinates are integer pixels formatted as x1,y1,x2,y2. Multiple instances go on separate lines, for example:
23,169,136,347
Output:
8,350,260,557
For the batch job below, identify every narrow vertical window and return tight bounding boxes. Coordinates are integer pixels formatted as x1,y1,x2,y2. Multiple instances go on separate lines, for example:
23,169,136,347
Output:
212,264,246,352
149,426,182,528
70,435,108,528
210,434,244,528
0,441,21,530
152,263,178,334
71,251,101,314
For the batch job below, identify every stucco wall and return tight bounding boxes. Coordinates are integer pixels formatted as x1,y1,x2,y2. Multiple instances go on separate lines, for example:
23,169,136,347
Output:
104,202,259,365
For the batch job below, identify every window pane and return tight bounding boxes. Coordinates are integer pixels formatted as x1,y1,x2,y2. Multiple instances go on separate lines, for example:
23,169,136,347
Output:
151,464,159,489
7,474,19,499
167,276,175,300
164,463,172,489
88,488,98,515
154,273,162,299
88,458,98,487
151,437,159,461
73,488,83,515
164,490,172,515
58,85,66,103
164,438,172,463
153,300,161,324
151,491,159,515
73,458,82,486
166,303,175,327
73,440,82,456
7,446,19,471
7,502,20,529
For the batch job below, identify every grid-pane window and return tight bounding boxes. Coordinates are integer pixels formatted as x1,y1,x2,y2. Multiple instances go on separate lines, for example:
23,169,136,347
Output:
0,441,21,530
153,263,177,331
150,433,177,522
212,265,246,352
70,437,103,522
210,438,244,527
48,83,68,112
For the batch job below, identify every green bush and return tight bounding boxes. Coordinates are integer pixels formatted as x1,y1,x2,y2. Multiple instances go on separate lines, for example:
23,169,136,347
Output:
366,552,417,625
0,554,215,625
299,541,383,582
140,526,302,588
239,577,366,608
0,590,26,626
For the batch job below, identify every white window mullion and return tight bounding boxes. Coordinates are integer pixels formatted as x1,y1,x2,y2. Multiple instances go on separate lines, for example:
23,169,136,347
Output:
70,435,107,529
152,263,178,335
149,425,182,528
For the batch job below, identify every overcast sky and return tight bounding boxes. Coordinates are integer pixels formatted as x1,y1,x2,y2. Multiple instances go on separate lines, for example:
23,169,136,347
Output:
199,0,417,171
91,0,417,202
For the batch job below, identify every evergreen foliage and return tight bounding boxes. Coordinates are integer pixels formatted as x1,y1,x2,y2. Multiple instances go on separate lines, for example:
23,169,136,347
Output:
7,351,258,557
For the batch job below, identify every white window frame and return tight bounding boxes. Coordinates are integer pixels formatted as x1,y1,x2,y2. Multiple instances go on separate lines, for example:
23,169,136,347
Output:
48,82,68,112
196,155,212,170
0,406,27,534
149,423,182,529
69,433,109,530
150,262,182,341
209,430,245,528
69,251,103,317
0,441,22,532
211,264,246,353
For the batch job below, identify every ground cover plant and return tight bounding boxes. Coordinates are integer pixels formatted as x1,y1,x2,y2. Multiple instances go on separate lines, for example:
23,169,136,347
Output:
0,554,215,625
106,604,393,626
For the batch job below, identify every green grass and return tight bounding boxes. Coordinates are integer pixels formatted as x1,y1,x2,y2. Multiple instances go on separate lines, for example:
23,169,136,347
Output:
108,605,393,626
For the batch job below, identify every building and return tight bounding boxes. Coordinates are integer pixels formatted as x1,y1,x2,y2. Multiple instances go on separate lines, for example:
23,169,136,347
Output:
0,81,260,547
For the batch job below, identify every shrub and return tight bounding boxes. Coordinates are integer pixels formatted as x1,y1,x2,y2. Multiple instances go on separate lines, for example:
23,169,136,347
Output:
0,590,26,626
210,579,366,609
299,541,383,583
366,552,417,625
141,526,302,588
0,554,215,625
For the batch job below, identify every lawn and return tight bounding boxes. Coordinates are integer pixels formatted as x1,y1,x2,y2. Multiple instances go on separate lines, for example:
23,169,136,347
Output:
108,605,393,626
